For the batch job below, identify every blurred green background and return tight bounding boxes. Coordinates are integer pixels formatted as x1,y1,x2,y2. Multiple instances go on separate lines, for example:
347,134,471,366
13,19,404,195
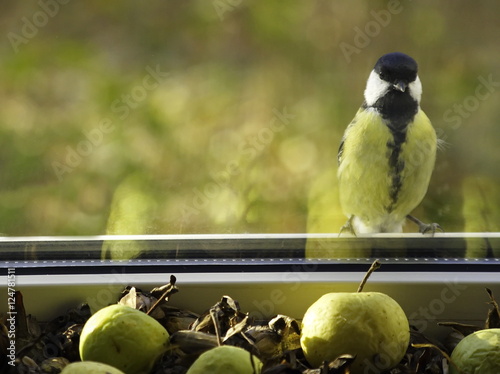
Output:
1,0,499,236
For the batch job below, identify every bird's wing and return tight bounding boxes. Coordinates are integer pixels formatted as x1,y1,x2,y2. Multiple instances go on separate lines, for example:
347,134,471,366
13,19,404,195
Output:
337,106,365,166
337,137,345,165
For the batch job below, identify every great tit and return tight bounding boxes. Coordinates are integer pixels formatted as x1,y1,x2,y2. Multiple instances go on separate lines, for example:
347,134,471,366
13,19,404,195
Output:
337,52,441,235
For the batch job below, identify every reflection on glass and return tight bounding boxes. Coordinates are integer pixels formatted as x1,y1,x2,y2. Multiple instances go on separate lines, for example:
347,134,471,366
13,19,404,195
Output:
0,2,499,247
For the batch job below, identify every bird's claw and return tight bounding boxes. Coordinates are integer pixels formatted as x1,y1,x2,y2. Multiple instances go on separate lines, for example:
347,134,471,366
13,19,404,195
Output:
339,216,357,237
407,215,443,236
419,222,443,235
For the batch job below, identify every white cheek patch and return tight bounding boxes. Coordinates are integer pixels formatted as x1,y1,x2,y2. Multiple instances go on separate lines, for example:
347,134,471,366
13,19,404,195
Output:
364,70,390,107
409,76,422,103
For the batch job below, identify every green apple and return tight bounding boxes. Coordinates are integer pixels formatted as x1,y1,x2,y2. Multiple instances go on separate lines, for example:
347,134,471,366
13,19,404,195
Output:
186,345,263,374
450,328,500,374
301,292,409,373
79,304,170,374
61,361,125,374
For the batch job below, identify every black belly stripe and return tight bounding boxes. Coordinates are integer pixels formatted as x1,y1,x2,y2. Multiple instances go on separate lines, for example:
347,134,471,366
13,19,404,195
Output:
385,130,406,212
372,90,418,212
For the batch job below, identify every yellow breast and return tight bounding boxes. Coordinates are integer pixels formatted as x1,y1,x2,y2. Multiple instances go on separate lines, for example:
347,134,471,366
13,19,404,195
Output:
337,108,436,228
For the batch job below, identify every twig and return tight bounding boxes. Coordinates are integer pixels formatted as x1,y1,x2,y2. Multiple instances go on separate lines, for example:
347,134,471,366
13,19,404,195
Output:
147,275,178,316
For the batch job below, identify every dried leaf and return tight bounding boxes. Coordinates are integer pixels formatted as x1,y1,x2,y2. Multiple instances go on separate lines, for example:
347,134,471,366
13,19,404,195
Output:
60,323,84,362
39,357,70,373
119,286,157,313
388,330,449,373
159,305,199,334
437,321,481,337
327,354,356,373
222,295,240,312
150,275,178,299
21,355,39,370
170,330,218,354
485,288,500,328
411,348,428,373
442,330,465,353
210,305,223,345
190,295,245,335
12,292,41,355
250,327,282,360
246,315,301,361
223,314,250,342
301,355,355,374
411,344,458,374
147,275,179,317
268,315,301,352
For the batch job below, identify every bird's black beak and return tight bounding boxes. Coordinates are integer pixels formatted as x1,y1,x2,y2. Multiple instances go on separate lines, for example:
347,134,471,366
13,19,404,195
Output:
393,81,407,92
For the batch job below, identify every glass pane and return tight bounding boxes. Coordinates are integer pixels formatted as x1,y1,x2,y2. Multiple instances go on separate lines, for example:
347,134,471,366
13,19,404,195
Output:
1,6,499,373
1,2,499,246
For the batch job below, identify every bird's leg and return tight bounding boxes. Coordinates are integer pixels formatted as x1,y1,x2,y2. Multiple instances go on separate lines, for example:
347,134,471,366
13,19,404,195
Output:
339,215,357,237
406,215,443,235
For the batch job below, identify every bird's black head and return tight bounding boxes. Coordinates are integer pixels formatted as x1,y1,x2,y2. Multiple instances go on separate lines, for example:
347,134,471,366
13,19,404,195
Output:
364,52,421,129
374,52,418,87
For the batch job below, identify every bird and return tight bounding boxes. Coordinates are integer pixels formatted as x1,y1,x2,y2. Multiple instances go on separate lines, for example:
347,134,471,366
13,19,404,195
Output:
337,52,442,235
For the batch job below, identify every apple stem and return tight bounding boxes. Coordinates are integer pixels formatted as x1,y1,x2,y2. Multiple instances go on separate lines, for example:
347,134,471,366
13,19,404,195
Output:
357,259,381,292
